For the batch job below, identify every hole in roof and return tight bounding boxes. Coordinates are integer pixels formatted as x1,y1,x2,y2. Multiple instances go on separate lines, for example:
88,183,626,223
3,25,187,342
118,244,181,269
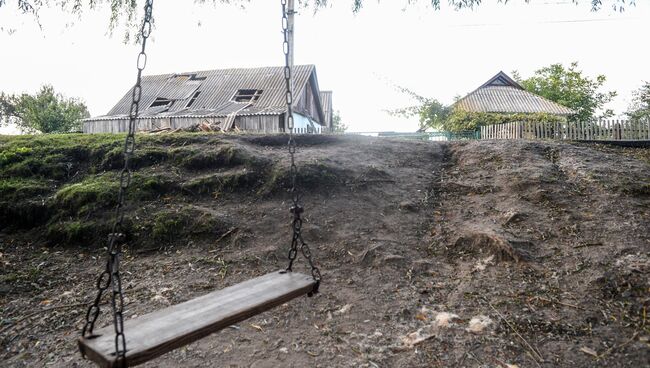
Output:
232,89,263,103
150,98,173,108
186,91,201,108
170,73,206,82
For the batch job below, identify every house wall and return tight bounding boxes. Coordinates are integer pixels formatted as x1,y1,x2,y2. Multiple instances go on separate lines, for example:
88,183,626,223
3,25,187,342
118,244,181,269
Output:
295,79,322,124
234,115,282,133
84,115,282,133
292,113,322,133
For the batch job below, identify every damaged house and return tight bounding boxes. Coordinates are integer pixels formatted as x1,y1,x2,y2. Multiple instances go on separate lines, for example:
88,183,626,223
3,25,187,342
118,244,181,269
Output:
83,65,332,134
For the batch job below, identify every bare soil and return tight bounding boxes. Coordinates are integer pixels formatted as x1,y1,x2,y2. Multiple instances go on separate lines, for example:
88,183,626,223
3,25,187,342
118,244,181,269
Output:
1,134,649,367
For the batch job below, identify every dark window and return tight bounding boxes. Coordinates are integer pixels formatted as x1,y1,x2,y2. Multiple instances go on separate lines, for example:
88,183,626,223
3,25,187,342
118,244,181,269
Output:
232,89,263,103
186,91,201,108
170,73,206,82
150,98,172,108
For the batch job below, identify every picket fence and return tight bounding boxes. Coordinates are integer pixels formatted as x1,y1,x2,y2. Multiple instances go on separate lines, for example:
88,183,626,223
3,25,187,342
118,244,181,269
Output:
480,119,650,141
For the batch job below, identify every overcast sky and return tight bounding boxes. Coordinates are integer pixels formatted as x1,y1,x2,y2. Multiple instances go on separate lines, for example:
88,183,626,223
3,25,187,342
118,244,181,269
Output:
1,0,649,134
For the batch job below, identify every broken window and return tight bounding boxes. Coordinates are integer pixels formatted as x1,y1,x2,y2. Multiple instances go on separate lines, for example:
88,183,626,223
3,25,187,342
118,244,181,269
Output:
150,98,173,108
186,91,201,108
232,89,263,103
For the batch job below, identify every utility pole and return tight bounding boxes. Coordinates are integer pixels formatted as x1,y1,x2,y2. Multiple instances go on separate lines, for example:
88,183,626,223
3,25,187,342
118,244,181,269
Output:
287,0,295,68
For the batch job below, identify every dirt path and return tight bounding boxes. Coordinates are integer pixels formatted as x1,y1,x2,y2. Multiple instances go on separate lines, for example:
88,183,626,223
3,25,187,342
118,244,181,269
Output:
1,135,648,367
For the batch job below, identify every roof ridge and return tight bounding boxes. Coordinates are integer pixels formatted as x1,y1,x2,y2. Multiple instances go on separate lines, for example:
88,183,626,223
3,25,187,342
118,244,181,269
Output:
141,64,316,79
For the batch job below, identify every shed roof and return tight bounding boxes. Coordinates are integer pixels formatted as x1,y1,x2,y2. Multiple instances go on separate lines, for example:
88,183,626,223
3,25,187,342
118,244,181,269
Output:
88,65,321,121
454,71,574,115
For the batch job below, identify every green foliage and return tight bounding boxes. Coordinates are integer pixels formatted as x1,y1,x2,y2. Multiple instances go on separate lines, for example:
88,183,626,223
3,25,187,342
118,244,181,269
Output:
626,81,650,122
0,85,90,133
443,110,565,132
386,85,451,131
0,177,50,201
0,146,32,166
331,111,348,133
515,62,617,123
387,83,564,132
0,1,634,39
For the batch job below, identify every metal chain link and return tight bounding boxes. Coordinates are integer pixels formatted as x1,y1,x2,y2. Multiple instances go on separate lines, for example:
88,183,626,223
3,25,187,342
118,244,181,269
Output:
82,1,154,365
281,0,321,295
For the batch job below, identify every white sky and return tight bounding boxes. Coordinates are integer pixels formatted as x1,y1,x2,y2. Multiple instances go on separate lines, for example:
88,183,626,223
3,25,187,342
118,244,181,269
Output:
1,0,649,134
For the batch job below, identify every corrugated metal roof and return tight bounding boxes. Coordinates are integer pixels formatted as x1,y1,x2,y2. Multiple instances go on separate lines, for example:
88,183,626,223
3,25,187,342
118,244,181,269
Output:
454,86,574,115
89,65,317,121
454,72,574,116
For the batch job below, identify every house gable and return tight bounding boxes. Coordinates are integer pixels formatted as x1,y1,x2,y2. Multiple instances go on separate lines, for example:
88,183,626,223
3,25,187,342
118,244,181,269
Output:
453,71,574,116
479,71,524,90
294,68,326,126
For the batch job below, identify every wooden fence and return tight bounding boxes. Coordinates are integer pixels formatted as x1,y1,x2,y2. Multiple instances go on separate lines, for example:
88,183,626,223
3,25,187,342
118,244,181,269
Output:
346,131,479,141
480,119,650,141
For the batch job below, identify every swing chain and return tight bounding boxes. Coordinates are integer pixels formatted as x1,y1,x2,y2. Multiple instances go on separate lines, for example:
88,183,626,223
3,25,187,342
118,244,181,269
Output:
281,0,321,294
82,0,154,365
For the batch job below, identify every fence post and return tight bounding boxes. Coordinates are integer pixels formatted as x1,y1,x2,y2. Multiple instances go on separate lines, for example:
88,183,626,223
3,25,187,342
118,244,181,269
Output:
573,122,576,140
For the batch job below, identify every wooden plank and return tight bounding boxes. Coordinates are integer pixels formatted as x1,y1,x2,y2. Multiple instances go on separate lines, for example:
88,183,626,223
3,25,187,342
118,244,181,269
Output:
79,271,316,368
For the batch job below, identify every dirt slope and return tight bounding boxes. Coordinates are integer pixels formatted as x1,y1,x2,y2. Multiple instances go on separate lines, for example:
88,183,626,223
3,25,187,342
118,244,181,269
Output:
1,134,649,367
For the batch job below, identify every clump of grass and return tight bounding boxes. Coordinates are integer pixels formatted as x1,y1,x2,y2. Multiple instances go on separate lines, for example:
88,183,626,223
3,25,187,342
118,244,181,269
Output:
260,162,346,195
151,206,229,242
54,174,120,214
0,146,32,166
46,220,101,245
0,178,52,228
132,173,179,199
182,169,262,196
177,145,247,170
0,178,51,200
100,146,170,171
53,171,182,214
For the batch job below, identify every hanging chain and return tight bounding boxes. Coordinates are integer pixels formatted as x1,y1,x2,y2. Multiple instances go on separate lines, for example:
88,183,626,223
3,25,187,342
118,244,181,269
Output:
281,0,321,295
81,1,154,365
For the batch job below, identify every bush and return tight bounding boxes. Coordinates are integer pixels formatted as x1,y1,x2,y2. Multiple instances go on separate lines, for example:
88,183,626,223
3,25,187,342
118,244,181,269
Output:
443,111,566,132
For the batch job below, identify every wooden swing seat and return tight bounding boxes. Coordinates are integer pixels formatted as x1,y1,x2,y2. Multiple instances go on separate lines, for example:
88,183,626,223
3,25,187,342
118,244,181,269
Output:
78,271,316,368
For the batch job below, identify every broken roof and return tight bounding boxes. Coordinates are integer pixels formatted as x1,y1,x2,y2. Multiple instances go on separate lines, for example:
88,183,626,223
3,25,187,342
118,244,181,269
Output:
454,71,575,116
89,65,321,121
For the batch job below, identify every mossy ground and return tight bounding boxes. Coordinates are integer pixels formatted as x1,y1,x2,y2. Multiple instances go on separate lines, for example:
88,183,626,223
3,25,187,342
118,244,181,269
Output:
0,133,343,246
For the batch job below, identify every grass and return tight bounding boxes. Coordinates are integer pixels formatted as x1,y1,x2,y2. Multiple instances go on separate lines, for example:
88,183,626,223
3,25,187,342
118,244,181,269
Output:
151,206,230,242
0,132,340,242
54,173,120,214
46,220,102,245
182,169,263,196
177,145,247,170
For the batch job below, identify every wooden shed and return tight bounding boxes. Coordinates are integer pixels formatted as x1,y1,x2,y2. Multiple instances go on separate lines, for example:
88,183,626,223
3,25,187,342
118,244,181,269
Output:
83,65,328,134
